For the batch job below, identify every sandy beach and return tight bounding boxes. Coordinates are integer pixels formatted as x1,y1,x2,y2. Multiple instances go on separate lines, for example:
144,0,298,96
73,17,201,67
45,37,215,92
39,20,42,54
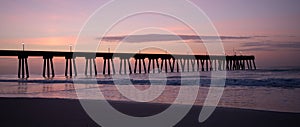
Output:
0,97,299,127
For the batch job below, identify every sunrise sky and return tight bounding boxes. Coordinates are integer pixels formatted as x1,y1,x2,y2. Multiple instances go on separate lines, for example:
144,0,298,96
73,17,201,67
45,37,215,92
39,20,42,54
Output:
0,0,299,67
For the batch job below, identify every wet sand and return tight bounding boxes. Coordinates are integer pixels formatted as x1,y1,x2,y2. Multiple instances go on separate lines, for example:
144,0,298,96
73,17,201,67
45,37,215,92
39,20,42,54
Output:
0,97,299,127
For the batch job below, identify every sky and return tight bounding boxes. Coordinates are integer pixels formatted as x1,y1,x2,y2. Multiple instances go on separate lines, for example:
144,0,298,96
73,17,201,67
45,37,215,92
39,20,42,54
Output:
0,0,299,68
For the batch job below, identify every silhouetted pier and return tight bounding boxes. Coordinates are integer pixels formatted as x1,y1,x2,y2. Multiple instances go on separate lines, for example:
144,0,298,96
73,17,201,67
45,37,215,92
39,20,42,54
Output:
0,50,256,78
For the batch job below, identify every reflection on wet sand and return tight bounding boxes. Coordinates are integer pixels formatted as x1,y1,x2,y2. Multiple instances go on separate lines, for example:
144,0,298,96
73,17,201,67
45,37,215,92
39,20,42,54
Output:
18,82,27,94
0,81,299,113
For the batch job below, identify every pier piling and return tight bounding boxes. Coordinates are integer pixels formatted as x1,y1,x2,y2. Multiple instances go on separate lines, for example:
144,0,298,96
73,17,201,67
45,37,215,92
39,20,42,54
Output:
119,57,132,74
103,56,115,75
65,54,77,77
18,54,29,78
85,56,97,76
42,55,55,78
147,57,160,73
133,54,147,74
134,58,147,74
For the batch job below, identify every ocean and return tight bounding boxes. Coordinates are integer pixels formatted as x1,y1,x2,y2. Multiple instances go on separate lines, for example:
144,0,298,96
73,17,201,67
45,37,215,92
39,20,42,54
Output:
0,68,300,113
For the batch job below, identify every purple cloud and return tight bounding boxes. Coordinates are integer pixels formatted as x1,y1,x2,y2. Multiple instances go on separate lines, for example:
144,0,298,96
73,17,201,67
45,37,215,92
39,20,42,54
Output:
98,34,254,43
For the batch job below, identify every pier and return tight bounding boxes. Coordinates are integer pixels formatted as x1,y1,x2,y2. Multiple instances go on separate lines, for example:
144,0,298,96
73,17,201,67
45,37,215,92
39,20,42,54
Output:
0,50,256,78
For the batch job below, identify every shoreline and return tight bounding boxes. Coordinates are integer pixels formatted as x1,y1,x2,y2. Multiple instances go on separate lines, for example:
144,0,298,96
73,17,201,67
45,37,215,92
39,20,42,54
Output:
0,95,299,113
0,97,299,127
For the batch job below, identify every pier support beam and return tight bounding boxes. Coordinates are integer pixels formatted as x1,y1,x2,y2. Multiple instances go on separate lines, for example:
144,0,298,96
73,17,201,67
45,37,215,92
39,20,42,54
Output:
170,58,175,72
180,59,186,72
246,59,250,70
228,59,232,70
222,59,226,71
252,58,256,70
184,59,196,72
147,58,160,73
241,59,245,70
119,58,132,74
134,58,147,74
160,58,167,73
249,59,253,70
205,59,208,71
196,59,200,71
233,56,237,70
85,56,97,76
226,59,229,70
161,58,173,73
65,56,77,77
218,60,222,71
103,57,115,75
237,59,241,70
160,58,175,73
209,60,213,71
191,59,196,72
18,55,29,78
199,59,204,71
43,55,55,78
175,59,180,72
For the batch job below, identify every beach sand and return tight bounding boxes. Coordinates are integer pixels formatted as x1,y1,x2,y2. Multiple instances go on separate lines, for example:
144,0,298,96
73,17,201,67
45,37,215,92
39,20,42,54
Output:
0,97,299,127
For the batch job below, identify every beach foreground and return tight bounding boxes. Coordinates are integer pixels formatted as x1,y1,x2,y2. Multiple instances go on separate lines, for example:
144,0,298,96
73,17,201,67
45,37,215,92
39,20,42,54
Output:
0,97,299,127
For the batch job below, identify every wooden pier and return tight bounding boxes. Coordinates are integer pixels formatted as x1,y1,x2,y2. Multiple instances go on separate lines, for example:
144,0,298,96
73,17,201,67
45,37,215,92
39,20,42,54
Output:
0,50,256,78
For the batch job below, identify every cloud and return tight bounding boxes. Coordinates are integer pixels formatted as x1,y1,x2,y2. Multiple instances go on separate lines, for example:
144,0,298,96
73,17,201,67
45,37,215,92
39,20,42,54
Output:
98,34,254,43
240,41,300,51
239,47,275,52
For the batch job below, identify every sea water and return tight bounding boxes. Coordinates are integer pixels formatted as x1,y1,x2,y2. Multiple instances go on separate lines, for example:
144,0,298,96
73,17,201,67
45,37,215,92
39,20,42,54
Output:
0,68,299,113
